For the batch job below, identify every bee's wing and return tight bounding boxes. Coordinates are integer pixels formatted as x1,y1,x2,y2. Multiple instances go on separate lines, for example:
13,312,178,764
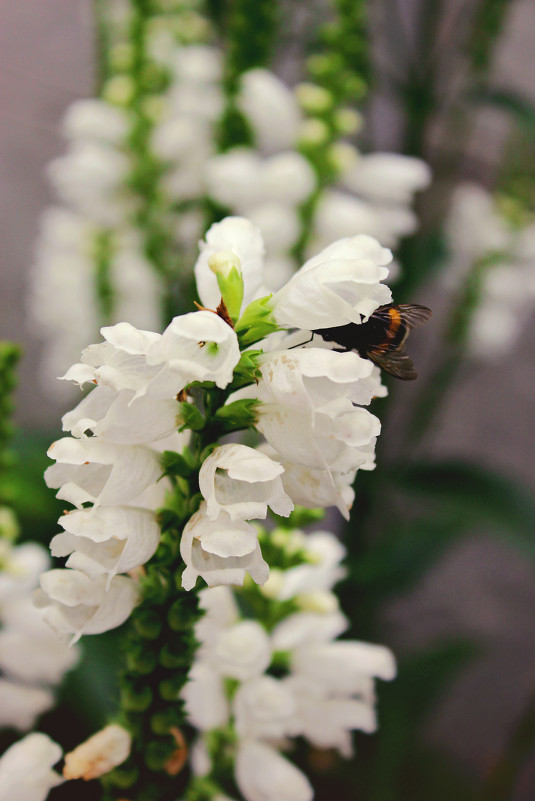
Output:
397,304,432,329
368,345,418,380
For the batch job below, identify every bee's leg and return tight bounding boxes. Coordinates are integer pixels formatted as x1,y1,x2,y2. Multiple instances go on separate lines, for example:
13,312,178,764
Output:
287,332,315,350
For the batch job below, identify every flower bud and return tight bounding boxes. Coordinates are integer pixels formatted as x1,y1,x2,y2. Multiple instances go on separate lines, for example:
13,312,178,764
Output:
295,83,333,114
297,118,330,148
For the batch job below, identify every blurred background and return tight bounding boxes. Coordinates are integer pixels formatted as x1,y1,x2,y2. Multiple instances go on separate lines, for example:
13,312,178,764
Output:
1,1,535,799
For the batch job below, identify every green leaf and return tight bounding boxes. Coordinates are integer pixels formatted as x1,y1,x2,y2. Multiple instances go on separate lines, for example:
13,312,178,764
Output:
176,401,205,432
214,398,259,432
228,349,262,390
160,448,196,478
235,295,280,348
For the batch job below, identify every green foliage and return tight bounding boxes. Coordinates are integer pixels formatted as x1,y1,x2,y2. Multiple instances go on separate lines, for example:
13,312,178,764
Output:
228,348,262,389
212,397,258,433
177,401,206,432
160,448,197,479
235,295,280,348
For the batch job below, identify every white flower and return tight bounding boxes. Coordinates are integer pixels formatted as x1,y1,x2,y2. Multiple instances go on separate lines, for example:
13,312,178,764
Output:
35,570,139,642
272,234,393,329
0,596,78,686
61,322,176,400
312,189,417,250
256,398,380,474
146,311,241,390
49,506,160,587
194,217,265,313
0,543,49,601
63,724,131,780
445,183,510,266
0,680,53,732
199,444,293,521
47,142,129,226
195,585,240,647
283,675,377,756
291,640,396,694
210,620,271,681
341,153,431,205
233,676,296,740
276,459,356,519
182,661,229,731
181,504,269,591
62,99,129,144
238,69,302,154
272,610,348,652
0,733,63,801
250,346,382,410
61,384,180,444
45,437,162,508
235,740,313,801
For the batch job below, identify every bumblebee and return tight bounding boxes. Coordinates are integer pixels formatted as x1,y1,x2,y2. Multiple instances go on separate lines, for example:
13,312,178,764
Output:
313,303,432,380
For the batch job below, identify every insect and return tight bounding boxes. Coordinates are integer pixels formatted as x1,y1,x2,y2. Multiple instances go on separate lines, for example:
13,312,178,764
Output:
313,303,432,380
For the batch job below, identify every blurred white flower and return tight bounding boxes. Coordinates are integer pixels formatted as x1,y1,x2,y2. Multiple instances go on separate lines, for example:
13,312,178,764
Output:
0,733,64,801
341,152,431,205
238,69,302,154
235,740,313,801
209,620,272,682
62,98,129,144
233,676,296,740
0,540,78,732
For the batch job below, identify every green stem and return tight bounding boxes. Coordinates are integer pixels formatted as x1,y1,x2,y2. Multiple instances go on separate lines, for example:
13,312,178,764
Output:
103,382,252,800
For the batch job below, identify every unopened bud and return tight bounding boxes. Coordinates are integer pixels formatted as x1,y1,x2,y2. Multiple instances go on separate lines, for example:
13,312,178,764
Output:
259,569,284,599
103,75,135,107
298,118,330,148
296,591,339,615
334,108,363,136
329,142,360,175
208,251,242,279
295,83,333,114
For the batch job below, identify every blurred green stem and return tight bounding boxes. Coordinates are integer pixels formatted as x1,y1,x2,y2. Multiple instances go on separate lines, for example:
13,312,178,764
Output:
477,679,535,801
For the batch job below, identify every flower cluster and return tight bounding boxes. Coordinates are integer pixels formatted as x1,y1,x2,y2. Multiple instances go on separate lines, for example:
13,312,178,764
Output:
183,528,396,801
28,14,428,393
37,215,390,640
0,529,78,731
445,183,535,358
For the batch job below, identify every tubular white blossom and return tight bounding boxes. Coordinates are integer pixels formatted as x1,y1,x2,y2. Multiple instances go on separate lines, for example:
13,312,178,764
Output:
181,504,269,591
49,506,160,588
199,444,293,521
35,571,140,643
146,311,241,390
45,438,162,509
272,234,393,329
